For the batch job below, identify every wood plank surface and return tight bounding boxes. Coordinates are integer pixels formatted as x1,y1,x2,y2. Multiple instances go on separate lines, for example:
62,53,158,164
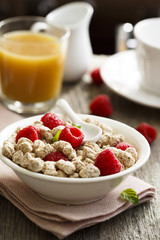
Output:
0,56,160,240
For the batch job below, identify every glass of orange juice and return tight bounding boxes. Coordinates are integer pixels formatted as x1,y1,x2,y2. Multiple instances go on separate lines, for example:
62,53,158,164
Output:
0,16,70,114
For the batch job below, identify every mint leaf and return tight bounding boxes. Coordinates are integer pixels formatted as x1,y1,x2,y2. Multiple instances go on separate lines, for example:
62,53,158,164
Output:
72,124,81,129
120,188,139,204
53,130,61,142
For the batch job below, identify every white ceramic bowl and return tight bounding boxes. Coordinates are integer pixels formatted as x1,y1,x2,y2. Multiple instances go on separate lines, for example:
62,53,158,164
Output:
0,114,150,205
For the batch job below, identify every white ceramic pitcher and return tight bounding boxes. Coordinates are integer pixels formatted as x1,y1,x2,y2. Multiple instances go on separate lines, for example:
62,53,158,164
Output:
46,2,94,83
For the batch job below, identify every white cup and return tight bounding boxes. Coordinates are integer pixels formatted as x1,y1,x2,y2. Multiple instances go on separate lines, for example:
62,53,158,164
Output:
134,18,160,95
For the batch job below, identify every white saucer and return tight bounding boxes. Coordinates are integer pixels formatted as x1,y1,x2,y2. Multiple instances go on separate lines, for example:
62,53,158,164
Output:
101,50,160,108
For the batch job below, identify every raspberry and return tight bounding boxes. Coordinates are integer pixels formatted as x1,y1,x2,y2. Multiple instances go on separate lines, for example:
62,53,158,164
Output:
16,125,39,143
43,151,68,162
136,122,157,144
32,125,41,139
116,142,132,151
94,149,121,176
41,113,65,130
59,126,84,149
90,68,103,85
89,94,113,117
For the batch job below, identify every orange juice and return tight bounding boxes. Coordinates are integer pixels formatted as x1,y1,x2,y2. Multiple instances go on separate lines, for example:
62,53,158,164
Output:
0,31,64,103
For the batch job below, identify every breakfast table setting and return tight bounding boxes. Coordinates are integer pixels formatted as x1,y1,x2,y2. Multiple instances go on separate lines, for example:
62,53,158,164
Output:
0,2,160,240
0,51,159,239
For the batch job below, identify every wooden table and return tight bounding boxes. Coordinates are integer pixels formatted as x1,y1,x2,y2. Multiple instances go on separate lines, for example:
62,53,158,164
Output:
0,55,160,240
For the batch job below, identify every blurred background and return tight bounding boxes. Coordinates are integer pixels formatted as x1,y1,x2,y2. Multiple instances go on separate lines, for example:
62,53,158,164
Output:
1,0,160,54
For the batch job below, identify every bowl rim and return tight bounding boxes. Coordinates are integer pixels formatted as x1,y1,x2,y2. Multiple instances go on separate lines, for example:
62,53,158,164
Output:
0,114,150,184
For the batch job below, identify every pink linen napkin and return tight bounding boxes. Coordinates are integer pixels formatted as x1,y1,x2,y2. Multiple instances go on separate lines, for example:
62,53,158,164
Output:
0,103,156,239
0,103,23,129
0,158,155,239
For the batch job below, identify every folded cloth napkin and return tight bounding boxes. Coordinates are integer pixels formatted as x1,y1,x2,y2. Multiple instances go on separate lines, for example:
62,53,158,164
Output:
0,157,155,239
0,103,23,129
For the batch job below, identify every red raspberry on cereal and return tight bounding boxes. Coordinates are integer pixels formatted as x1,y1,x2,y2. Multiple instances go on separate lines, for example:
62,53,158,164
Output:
136,122,157,144
43,151,68,162
41,113,65,130
116,142,132,151
94,149,121,176
59,126,84,149
32,125,41,139
90,68,103,85
89,94,113,117
16,125,40,143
